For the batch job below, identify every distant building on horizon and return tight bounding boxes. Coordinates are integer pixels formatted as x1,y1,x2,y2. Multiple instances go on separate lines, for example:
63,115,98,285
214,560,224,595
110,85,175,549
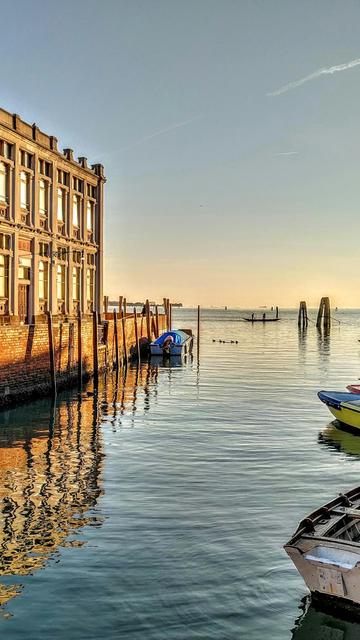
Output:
0,107,105,324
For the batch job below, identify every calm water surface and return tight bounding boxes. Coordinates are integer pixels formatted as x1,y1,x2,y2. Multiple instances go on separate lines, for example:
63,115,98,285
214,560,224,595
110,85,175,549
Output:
2,308,360,638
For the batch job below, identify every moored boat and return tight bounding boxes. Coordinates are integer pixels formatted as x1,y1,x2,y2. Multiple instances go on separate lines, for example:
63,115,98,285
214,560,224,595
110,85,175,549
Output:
318,391,360,431
347,384,360,394
285,486,360,611
149,330,193,357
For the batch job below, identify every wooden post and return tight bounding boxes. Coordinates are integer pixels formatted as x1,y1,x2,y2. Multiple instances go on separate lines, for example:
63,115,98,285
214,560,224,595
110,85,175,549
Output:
276,306,279,319
118,295,123,313
145,299,151,341
169,302,172,330
77,310,82,387
121,310,127,363
324,297,331,332
197,305,200,360
93,310,99,386
316,297,330,331
298,301,308,329
104,295,109,314
47,311,57,397
155,305,159,338
163,297,168,329
113,308,119,370
123,297,127,317
134,307,140,362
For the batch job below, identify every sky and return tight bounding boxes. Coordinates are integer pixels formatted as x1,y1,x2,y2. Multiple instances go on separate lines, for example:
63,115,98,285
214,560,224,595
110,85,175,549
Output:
1,0,360,307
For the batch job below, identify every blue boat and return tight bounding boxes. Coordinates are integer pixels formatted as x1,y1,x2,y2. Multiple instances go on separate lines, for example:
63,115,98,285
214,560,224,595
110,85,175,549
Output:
150,330,193,357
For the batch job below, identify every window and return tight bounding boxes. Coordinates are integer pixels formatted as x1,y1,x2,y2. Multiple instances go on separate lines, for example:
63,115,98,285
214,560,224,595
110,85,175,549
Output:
39,178,48,215
86,268,94,303
39,260,48,301
20,150,33,169
0,141,13,160
39,159,51,177
0,234,10,250
87,253,95,265
72,194,79,227
0,162,7,202
57,169,69,186
0,254,9,298
86,201,93,231
57,188,65,222
20,171,29,209
72,266,80,301
73,177,83,193
87,184,96,198
39,242,49,257
56,264,65,301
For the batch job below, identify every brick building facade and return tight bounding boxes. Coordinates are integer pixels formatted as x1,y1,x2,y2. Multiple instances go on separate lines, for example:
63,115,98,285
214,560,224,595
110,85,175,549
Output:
0,108,105,324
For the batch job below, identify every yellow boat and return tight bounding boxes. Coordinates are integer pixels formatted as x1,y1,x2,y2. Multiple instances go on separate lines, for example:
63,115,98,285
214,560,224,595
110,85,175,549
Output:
318,391,360,431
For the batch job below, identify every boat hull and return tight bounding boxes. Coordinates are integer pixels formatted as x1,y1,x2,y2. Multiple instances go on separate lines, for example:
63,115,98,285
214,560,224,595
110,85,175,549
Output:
285,486,360,609
327,405,360,431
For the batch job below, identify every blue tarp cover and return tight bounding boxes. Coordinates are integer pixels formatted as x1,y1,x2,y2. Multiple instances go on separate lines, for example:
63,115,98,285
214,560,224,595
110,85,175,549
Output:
318,391,360,410
152,330,189,346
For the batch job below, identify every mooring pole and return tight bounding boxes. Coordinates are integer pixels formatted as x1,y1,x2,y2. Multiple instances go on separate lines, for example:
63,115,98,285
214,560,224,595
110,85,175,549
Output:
163,297,168,330
113,308,119,370
169,302,172,331
134,307,140,363
118,295,123,313
276,306,279,319
155,304,159,338
93,310,99,387
77,310,82,388
104,295,109,314
47,311,57,397
145,299,151,341
197,305,200,360
123,297,127,317
121,310,127,364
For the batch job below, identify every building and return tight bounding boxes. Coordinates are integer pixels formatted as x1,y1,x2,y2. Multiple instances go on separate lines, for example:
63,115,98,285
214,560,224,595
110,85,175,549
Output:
0,107,105,324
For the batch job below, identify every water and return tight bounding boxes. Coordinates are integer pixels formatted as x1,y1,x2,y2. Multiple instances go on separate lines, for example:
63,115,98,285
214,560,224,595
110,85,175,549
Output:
1,308,360,638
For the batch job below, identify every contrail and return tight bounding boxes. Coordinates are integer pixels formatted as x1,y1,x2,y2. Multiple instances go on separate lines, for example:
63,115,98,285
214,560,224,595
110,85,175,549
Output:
119,116,202,151
268,57,360,96
275,151,299,156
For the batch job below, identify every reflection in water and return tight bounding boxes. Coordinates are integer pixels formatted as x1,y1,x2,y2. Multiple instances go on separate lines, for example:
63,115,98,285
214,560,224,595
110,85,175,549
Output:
0,390,105,609
0,360,176,612
292,597,360,639
319,422,360,457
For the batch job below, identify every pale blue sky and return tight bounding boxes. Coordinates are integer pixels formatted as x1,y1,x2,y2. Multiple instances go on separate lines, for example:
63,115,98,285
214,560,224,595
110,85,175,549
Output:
2,0,360,306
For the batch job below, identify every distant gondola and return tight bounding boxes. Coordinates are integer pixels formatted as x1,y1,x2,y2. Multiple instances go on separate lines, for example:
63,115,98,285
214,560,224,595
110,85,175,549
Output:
242,317,281,322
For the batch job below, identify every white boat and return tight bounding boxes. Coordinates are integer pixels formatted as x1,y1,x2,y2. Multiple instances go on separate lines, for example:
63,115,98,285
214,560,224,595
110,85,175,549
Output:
285,487,360,612
149,330,193,357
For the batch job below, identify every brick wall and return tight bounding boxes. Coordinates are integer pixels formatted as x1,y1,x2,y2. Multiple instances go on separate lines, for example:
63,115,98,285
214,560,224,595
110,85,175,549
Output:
0,313,167,408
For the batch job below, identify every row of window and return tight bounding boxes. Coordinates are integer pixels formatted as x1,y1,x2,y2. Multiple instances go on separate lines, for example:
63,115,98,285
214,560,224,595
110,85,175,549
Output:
0,163,95,233
0,254,94,305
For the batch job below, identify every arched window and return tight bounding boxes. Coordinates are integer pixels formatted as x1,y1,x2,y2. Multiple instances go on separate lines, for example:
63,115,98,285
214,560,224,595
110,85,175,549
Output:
72,266,80,301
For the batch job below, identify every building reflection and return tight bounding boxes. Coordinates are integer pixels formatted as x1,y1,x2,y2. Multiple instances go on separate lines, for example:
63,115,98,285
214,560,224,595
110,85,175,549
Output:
0,390,103,609
292,597,360,639
0,358,183,609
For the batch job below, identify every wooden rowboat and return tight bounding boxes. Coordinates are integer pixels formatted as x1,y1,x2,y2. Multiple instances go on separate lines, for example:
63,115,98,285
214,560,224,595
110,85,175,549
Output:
285,486,360,613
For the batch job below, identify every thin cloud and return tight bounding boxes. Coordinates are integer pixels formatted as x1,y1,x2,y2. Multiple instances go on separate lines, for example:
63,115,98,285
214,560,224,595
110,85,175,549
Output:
119,116,202,152
268,57,360,96
275,151,299,156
